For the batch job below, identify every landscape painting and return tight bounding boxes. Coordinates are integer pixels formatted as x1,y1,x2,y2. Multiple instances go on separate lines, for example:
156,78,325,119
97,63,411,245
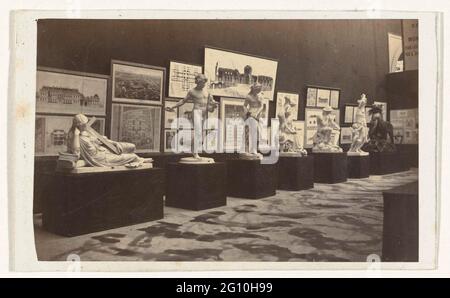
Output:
204,47,278,101
112,61,165,105
36,68,107,116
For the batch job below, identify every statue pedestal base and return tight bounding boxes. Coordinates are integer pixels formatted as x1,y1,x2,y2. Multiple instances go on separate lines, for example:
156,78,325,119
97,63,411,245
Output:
312,152,348,184
166,162,226,210
347,154,370,178
226,159,277,199
369,151,400,175
277,155,314,191
42,167,165,237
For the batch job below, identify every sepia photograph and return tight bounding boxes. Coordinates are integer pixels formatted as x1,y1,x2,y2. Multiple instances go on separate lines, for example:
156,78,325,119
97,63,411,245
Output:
168,61,203,98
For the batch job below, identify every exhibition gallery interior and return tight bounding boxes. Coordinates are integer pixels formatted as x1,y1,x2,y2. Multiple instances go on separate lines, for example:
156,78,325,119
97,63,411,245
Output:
33,19,419,262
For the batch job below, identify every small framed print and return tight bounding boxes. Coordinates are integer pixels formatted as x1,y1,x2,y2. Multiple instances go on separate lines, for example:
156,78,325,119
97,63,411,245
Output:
164,129,178,153
111,60,165,105
316,89,331,107
306,87,317,107
168,61,203,98
340,127,353,144
330,89,340,109
305,108,323,129
344,105,355,123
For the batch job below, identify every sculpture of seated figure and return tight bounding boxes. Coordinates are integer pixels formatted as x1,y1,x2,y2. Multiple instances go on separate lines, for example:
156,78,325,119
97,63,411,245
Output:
240,83,265,160
278,96,307,156
363,104,396,153
57,114,152,171
348,94,369,156
312,106,343,153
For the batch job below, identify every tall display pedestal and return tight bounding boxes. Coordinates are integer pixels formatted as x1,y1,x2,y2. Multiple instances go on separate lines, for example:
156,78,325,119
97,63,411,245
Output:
382,181,418,261
369,151,401,175
312,152,348,184
42,167,165,237
277,155,314,191
347,154,370,178
166,162,227,210
226,159,277,199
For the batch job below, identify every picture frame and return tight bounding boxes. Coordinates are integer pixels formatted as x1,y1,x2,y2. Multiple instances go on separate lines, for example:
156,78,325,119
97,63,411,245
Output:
316,89,331,107
340,127,353,144
305,129,316,148
111,59,165,105
292,120,305,149
168,60,203,98
177,102,194,129
344,105,355,124
110,103,161,153
275,91,299,120
164,129,178,153
36,67,108,116
330,89,340,109
204,46,278,101
35,114,105,156
306,87,317,107
164,99,179,129
220,97,246,152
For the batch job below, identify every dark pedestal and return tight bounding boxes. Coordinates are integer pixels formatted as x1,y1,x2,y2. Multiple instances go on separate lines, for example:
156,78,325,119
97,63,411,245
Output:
166,162,227,210
226,159,277,199
277,155,314,191
347,154,370,178
42,167,165,237
369,151,401,175
382,181,418,262
312,152,348,184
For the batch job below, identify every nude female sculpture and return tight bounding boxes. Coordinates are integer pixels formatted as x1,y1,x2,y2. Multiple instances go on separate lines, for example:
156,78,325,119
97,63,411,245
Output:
165,74,217,163
348,94,369,155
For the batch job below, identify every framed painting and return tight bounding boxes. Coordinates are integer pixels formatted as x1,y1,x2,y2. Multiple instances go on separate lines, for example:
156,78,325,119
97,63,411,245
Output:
111,60,165,105
344,105,355,124
204,46,278,101
35,115,105,156
340,127,353,144
36,67,108,116
316,89,331,107
220,97,246,152
292,120,305,149
168,60,203,98
275,91,299,120
164,129,178,153
306,87,317,107
111,103,161,153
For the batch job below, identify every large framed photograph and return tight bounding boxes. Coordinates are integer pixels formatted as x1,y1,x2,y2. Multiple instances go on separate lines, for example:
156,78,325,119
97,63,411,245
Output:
220,97,246,151
35,115,105,156
111,60,165,105
204,46,278,101
111,103,161,153
275,91,299,120
168,61,203,98
36,67,108,116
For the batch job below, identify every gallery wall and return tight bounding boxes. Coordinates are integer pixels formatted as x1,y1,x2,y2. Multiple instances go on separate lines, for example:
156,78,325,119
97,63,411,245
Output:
37,19,403,122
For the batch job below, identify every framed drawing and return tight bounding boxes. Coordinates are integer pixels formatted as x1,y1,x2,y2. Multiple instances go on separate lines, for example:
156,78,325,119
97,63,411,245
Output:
111,103,161,153
111,60,165,105
36,67,108,116
292,120,305,149
168,61,203,98
220,97,246,151
330,90,340,109
306,87,317,107
305,108,323,129
164,129,178,153
340,127,353,144
316,89,331,107
164,99,179,129
344,105,355,124
204,46,278,101
275,91,299,120
35,115,105,156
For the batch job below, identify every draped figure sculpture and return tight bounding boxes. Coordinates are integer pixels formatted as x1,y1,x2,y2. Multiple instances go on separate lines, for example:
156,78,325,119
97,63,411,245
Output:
166,73,217,163
312,106,343,153
277,96,307,156
58,114,152,170
348,94,369,156
240,83,265,160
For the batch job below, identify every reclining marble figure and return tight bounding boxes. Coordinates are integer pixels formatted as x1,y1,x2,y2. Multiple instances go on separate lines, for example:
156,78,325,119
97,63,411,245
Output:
57,114,152,171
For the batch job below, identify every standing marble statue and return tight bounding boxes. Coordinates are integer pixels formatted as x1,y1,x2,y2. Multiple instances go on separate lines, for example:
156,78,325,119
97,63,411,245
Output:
363,104,396,152
165,74,218,163
240,83,265,160
348,94,369,156
277,96,307,156
312,106,343,153
58,114,152,170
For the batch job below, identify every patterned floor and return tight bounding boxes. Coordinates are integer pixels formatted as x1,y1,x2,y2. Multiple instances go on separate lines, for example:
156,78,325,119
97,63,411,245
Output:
34,169,418,262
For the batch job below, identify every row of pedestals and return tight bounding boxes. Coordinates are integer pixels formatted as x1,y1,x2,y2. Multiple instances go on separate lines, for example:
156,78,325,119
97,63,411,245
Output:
42,151,410,236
